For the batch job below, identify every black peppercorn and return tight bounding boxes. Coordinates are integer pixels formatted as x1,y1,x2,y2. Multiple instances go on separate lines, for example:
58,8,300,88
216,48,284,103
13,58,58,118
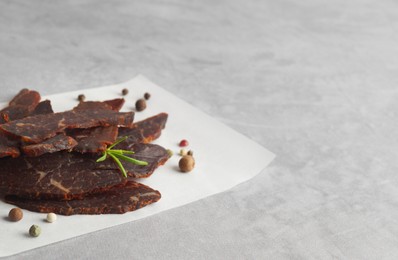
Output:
78,94,85,102
144,92,151,100
122,88,129,95
135,99,147,111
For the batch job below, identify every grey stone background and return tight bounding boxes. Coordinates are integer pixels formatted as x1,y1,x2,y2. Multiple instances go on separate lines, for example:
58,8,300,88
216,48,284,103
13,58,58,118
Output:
2,0,398,259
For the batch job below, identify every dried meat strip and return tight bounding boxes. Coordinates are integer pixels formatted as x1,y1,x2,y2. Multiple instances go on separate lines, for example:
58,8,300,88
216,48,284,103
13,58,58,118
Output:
0,143,168,200
0,100,53,158
66,99,125,153
74,98,125,112
68,113,168,154
0,89,41,124
25,99,125,155
22,134,78,157
0,132,20,158
68,126,118,153
100,143,169,179
0,90,42,157
118,113,168,146
8,89,40,107
0,109,134,143
5,181,161,215
103,99,125,111
29,100,54,116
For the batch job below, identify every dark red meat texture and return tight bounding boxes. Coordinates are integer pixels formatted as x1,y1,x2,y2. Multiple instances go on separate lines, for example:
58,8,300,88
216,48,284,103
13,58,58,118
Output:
8,89,40,107
0,100,53,158
66,99,125,153
0,109,134,143
22,134,78,157
0,143,168,200
0,89,41,124
103,99,125,111
68,126,118,153
74,98,125,112
118,113,168,146
5,181,161,215
0,132,20,158
29,100,54,116
0,90,169,216
0,89,43,158
68,112,168,154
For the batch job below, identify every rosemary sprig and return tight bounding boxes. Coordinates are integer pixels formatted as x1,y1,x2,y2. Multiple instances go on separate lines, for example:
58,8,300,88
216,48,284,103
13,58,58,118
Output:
96,137,148,177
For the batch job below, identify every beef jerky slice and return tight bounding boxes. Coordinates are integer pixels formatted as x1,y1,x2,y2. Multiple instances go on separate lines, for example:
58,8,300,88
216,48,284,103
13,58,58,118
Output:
126,143,169,178
29,100,53,116
0,100,54,158
5,181,161,215
104,98,125,111
0,89,43,157
25,99,123,155
0,89,41,124
0,109,134,143
0,144,168,200
0,132,20,158
74,98,125,111
22,134,78,157
69,112,168,154
118,113,168,146
67,99,125,153
68,126,118,153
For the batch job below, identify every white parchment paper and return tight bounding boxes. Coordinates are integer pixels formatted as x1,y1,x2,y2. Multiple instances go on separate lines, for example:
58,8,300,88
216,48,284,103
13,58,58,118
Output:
0,75,275,257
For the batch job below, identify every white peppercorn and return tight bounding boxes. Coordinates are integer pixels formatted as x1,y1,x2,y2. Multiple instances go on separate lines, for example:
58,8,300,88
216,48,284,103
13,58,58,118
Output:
46,213,57,223
179,148,187,156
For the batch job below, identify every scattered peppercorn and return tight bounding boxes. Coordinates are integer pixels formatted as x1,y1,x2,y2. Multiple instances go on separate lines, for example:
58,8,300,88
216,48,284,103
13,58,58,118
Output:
188,150,194,156
46,213,57,223
179,148,187,156
144,92,151,100
179,155,195,172
78,94,86,102
122,88,129,96
179,139,189,147
8,208,23,222
29,225,41,237
135,99,147,112
166,149,173,157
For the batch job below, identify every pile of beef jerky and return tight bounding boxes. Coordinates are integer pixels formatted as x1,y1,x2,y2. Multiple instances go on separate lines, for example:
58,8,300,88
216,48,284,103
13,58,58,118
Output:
0,89,169,215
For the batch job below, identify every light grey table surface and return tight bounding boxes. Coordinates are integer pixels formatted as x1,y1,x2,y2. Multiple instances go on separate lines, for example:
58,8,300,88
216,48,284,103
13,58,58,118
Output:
1,0,398,259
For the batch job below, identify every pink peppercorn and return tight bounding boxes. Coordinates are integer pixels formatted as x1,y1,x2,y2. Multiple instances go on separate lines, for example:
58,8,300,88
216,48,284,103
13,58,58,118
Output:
179,139,189,147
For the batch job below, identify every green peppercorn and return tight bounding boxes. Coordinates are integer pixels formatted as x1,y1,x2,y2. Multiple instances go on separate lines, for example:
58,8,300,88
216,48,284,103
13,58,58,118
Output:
135,99,147,112
78,94,85,102
29,225,41,237
166,149,173,157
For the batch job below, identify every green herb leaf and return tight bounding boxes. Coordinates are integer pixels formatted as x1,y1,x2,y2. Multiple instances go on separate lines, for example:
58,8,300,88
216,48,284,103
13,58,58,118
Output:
108,136,128,150
113,153,148,166
108,153,127,178
110,149,135,155
95,137,148,178
96,153,107,162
